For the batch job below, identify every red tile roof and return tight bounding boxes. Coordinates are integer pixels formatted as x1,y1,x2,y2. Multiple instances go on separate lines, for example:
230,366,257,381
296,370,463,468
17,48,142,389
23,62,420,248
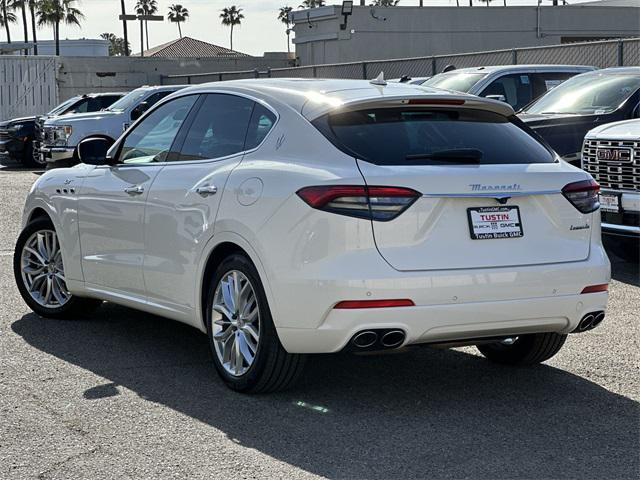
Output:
139,36,250,58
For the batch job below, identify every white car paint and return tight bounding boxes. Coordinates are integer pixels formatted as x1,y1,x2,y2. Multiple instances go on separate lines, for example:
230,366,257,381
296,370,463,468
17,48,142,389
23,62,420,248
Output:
21,79,610,354
583,118,640,235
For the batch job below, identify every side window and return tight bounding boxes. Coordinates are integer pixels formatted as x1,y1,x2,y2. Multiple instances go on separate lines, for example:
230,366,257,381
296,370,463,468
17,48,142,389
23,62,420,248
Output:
100,95,121,110
245,104,277,151
144,91,173,109
174,94,255,162
531,72,575,100
481,74,533,111
118,95,198,164
68,98,91,114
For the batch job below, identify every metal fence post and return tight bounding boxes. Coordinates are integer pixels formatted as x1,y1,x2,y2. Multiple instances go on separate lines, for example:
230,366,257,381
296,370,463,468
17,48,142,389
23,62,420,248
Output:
362,62,368,80
512,49,518,65
312,66,318,78
618,39,624,66
431,57,436,76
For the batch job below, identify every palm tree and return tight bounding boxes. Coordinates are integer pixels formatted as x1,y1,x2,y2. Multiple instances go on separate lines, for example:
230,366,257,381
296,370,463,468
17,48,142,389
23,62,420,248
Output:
278,6,292,53
37,0,83,56
167,4,188,39
10,0,29,51
298,0,325,8
220,6,243,52
101,32,129,56
28,0,38,54
1,0,17,44
135,0,157,51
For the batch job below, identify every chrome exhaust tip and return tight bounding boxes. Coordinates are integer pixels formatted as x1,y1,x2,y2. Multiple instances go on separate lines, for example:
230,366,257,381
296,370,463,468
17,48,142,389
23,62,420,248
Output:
579,314,595,332
591,312,605,328
381,330,406,348
352,331,378,349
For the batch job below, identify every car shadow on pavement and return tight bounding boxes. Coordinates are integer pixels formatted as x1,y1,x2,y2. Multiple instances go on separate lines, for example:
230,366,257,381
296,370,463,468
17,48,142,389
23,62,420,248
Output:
12,306,639,480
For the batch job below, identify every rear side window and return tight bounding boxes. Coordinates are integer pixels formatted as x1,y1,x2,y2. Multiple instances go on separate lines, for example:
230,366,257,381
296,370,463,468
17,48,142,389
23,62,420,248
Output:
245,104,277,151
481,74,533,110
174,94,255,161
314,107,555,166
99,95,122,109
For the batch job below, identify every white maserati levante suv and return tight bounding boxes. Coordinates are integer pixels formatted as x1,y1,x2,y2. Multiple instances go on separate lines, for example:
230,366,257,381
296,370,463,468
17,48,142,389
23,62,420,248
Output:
14,79,611,393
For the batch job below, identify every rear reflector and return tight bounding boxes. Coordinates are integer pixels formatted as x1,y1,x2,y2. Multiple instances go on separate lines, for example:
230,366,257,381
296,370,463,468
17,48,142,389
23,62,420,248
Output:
297,185,421,221
334,299,415,309
581,284,609,294
562,179,600,214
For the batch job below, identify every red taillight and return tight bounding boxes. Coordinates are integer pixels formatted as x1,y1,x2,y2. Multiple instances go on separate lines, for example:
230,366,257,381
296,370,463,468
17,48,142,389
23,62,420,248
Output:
407,98,466,106
562,179,600,214
334,299,415,309
296,185,421,221
581,284,609,294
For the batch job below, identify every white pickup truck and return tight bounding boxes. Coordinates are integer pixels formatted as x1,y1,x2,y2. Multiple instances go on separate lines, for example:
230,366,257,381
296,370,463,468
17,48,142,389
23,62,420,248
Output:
39,85,186,167
583,119,640,262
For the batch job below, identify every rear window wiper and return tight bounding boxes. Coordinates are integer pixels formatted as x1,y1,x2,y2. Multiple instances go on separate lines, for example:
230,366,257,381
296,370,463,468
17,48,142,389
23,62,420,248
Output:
405,148,483,163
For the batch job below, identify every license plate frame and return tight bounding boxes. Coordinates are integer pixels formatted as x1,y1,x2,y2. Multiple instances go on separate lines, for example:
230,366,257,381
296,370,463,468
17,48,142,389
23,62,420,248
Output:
467,206,524,240
599,192,621,214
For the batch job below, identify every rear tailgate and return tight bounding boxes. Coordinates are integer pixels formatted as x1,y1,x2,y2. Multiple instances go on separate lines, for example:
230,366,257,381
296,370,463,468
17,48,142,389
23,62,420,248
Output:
358,161,592,271
313,99,595,272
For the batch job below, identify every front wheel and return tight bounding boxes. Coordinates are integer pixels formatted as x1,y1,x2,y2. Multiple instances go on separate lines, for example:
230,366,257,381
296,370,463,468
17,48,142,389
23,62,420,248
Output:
13,217,102,318
476,332,568,366
205,254,305,393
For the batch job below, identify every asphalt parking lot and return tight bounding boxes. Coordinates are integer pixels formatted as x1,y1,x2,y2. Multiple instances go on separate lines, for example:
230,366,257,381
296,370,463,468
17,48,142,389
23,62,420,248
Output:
0,165,638,480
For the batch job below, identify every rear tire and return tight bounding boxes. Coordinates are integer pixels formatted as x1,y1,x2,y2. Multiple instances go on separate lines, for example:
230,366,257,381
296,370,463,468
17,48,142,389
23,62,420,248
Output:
476,332,567,366
205,253,306,393
14,217,102,319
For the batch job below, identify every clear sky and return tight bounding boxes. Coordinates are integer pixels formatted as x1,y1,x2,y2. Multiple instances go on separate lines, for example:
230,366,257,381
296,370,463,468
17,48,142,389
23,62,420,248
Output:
3,0,601,56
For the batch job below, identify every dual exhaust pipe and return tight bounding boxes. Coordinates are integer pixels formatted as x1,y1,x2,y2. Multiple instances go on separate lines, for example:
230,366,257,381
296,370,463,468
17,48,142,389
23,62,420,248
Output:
349,329,406,351
573,311,606,333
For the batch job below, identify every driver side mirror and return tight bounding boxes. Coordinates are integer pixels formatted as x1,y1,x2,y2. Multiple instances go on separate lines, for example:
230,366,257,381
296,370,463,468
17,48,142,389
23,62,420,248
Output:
485,94,507,103
78,138,113,166
131,101,149,122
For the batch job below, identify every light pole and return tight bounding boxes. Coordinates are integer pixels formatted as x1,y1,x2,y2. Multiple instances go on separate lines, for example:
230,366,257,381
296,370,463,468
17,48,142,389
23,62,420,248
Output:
136,14,164,57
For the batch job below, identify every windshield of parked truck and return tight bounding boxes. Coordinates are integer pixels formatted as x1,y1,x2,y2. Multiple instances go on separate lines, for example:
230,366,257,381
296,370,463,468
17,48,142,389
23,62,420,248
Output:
47,97,78,116
106,89,148,112
525,72,640,115
423,72,487,93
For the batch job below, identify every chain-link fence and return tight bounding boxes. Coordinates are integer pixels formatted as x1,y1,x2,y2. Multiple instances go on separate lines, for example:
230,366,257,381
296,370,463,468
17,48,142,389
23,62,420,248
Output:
162,37,640,85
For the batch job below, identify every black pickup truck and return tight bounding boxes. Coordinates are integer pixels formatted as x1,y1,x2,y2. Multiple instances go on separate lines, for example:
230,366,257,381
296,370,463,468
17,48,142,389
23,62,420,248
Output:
518,68,640,167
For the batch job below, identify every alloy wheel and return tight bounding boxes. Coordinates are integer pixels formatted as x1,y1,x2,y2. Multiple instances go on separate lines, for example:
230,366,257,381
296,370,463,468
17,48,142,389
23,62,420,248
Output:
20,229,70,308
211,270,261,377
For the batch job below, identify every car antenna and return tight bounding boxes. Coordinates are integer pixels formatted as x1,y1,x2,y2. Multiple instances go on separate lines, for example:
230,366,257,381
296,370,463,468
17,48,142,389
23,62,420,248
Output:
370,71,387,86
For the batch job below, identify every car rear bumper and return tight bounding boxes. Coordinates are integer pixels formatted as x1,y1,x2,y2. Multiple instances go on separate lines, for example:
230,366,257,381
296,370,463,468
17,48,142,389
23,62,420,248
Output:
271,239,610,354
602,222,640,240
278,291,609,354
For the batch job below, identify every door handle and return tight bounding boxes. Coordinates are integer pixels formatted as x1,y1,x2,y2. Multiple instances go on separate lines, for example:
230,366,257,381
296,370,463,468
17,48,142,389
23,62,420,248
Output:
196,185,218,197
124,185,145,195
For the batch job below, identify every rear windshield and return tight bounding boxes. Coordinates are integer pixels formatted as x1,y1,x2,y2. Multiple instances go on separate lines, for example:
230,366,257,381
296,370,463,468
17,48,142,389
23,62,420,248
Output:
314,107,555,166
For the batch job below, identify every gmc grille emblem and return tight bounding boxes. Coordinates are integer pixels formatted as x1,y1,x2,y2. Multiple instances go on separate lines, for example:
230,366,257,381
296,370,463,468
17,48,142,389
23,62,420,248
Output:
596,148,631,162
